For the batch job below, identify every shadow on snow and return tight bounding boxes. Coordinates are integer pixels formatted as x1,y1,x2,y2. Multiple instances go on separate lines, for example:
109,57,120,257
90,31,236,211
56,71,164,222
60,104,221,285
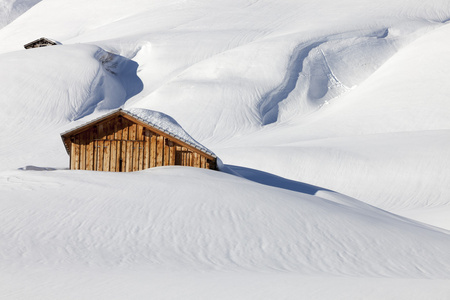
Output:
222,164,331,196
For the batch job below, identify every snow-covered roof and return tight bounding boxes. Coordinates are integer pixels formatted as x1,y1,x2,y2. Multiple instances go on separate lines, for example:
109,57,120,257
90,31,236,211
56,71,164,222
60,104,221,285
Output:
125,108,216,158
61,108,216,158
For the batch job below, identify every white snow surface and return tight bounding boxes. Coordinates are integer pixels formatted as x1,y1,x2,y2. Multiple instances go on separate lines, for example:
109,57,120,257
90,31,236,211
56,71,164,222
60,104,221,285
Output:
1,0,450,298
0,0,42,29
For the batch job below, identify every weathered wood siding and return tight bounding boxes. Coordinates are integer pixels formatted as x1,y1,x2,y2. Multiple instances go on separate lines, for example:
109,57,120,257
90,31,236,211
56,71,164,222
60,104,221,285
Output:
66,115,216,172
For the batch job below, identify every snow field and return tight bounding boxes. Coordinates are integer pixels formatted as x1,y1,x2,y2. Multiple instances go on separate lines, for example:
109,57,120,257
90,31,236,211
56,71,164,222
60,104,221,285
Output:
1,167,450,277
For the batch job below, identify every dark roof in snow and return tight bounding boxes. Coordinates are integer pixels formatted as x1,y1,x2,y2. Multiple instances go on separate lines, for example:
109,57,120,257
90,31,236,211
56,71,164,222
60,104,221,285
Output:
24,37,61,49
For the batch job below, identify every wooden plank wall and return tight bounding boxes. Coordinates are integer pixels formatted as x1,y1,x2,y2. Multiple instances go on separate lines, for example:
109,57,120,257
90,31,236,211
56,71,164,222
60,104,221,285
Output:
69,115,215,171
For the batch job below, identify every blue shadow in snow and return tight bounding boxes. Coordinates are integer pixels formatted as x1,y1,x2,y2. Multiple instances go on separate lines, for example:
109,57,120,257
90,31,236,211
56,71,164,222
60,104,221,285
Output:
258,41,324,125
74,52,144,120
222,164,331,196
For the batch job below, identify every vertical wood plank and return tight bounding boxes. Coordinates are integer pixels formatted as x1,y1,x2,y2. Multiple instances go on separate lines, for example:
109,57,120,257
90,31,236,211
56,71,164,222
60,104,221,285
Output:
126,141,133,172
132,141,139,171
193,152,199,168
98,123,105,140
86,129,94,170
144,130,150,169
92,126,98,140
129,123,137,141
187,151,193,167
93,140,97,171
115,117,123,140
175,146,182,165
107,120,114,140
122,120,129,140
80,132,86,170
121,140,127,172
186,149,190,166
105,120,111,140
97,140,104,171
164,139,170,166
156,136,164,166
200,156,206,169
179,150,183,166
115,140,121,172
104,140,111,171
74,136,80,170
138,141,144,171
169,142,176,165
94,140,98,171
150,134,157,167
181,147,187,166
110,141,117,172
114,119,119,140
136,125,144,141
70,141,76,170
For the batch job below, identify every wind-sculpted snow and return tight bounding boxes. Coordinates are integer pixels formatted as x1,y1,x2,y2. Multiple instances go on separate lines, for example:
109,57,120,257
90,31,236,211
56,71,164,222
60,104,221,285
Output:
1,168,450,277
258,41,324,125
0,44,142,170
0,0,42,29
0,44,141,125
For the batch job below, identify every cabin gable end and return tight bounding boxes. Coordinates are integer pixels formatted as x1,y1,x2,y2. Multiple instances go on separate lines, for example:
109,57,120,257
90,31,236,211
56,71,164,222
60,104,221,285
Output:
61,110,217,171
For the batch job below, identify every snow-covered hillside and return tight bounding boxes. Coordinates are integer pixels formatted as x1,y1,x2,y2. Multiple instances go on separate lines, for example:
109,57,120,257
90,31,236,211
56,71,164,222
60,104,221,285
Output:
1,0,450,298
0,0,41,29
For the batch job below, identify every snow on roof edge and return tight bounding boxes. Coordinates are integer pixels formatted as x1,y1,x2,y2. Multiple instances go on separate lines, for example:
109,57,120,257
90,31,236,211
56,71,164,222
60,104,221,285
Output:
124,108,216,158
60,108,122,137
60,108,216,158
24,37,62,47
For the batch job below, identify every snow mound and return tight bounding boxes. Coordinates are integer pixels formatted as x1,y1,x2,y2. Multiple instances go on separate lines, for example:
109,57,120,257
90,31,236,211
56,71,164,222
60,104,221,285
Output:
1,167,450,278
0,44,142,171
0,44,140,126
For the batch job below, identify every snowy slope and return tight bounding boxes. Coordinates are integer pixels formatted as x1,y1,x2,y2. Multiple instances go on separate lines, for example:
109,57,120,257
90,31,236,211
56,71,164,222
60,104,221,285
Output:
0,44,142,169
0,0,42,29
1,0,450,298
1,167,450,299
215,21,450,215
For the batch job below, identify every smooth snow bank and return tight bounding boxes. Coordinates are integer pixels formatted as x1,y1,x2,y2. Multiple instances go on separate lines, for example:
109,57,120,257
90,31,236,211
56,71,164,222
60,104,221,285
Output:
1,167,450,278
2,269,450,300
218,130,450,212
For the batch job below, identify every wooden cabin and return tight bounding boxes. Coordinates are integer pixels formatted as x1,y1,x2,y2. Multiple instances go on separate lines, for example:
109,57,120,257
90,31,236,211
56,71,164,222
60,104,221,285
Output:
60,109,217,172
24,37,59,49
